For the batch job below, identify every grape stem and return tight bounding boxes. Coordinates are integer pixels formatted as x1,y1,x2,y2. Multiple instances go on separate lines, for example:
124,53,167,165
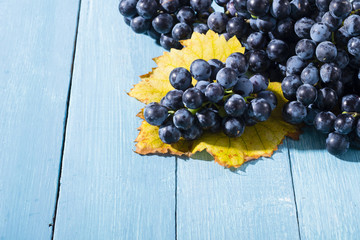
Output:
343,111,360,118
168,110,175,114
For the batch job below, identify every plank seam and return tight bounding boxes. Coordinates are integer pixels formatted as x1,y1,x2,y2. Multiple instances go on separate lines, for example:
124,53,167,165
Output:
50,0,82,238
175,157,178,240
286,138,302,240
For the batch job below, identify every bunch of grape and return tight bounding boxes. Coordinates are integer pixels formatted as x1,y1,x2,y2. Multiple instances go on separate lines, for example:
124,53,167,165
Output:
143,55,278,144
118,0,218,50
277,0,360,155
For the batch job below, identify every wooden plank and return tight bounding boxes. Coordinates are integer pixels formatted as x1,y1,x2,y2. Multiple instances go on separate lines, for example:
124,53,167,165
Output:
177,145,300,239
52,1,176,239
0,1,80,239
288,127,360,239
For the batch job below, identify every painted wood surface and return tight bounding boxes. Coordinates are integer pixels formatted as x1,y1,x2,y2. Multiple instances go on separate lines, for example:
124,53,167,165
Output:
52,1,176,239
288,127,360,239
177,146,300,240
0,1,80,239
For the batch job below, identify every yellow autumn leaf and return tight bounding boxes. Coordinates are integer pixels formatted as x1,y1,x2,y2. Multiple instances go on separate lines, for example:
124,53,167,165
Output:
129,30,300,168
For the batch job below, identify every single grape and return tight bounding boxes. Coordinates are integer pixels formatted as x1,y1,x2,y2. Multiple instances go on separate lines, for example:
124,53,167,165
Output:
152,13,174,34
144,102,169,126
246,0,270,17
173,108,195,130
159,122,181,144
172,23,193,41
255,16,276,33
326,80,344,98
300,64,320,85
119,0,138,18
341,94,360,112
247,50,270,73
169,67,192,90
316,41,337,63
216,67,238,88
257,90,277,110
321,11,342,31
310,23,331,42
334,113,355,135
176,7,196,25
193,23,209,34
205,82,225,102
326,132,350,155
316,87,338,110
282,101,307,124
196,108,218,129
304,104,320,125
357,119,360,138
130,16,151,34
136,0,158,19
248,98,272,121
281,75,303,100
246,32,267,50
271,0,291,19
233,76,254,97
329,0,352,19
296,84,318,106
347,37,360,58
286,56,306,75
190,59,212,81
225,52,248,75
266,39,289,62
294,17,315,39
343,15,360,36
207,12,229,33
223,117,245,137
160,0,180,13
249,74,269,93
182,87,204,109
161,90,184,110
224,94,246,117
190,0,212,12
314,111,336,133
295,39,316,60
353,0,360,10
275,18,295,39
226,17,249,39
160,34,183,50
181,123,203,140
334,50,350,69
319,63,341,84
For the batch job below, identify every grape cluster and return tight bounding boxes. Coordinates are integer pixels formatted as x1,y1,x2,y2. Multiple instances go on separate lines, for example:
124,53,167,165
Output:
276,0,360,156
143,55,277,144
119,0,217,50
120,0,360,156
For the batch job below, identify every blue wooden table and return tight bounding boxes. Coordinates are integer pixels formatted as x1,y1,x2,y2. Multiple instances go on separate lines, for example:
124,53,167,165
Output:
1,1,360,239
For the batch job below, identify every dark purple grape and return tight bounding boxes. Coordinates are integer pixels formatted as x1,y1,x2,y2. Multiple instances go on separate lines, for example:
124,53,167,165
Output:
281,75,302,100
247,0,270,16
119,0,138,18
316,87,338,110
326,132,350,155
144,102,169,126
296,84,318,106
314,111,336,133
334,113,355,135
152,13,174,34
282,101,307,124
223,117,245,137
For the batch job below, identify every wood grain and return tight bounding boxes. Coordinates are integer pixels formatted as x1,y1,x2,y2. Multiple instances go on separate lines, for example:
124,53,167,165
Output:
288,127,360,239
0,0,80,239
177,145,300,240
52,0,176,239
